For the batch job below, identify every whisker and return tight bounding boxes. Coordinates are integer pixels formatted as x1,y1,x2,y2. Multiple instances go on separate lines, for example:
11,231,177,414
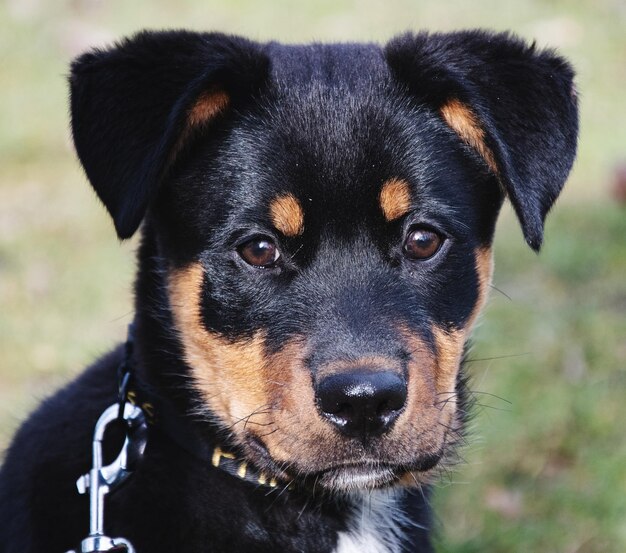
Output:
465,352,530,364
488,283,512,301
289,243,305,260
473,402,511,413
257,427,279,438
266,379,288,388
224,404,273,431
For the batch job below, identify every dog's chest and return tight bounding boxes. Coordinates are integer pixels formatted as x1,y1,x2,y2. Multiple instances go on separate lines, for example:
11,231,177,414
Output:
333,491,406,553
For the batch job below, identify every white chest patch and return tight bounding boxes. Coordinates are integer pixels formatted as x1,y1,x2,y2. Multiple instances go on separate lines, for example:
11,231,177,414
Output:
333,490,410,553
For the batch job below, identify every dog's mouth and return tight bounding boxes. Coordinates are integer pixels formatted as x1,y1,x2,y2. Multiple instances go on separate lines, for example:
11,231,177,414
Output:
302,451,443,491
306,463,399,491
244,434,443,491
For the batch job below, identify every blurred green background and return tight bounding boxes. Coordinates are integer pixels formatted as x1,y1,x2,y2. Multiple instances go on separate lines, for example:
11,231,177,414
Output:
1,0,625,551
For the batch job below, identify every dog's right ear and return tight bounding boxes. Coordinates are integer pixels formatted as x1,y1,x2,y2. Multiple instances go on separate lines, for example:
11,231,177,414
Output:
385,31,578,251
70,31,268,239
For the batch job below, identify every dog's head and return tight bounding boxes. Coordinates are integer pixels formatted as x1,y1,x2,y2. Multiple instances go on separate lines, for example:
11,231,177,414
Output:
70,30,578,491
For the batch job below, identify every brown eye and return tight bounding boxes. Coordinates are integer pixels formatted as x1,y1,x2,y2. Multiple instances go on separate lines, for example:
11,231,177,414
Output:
403,228,443,260
238,237,280,268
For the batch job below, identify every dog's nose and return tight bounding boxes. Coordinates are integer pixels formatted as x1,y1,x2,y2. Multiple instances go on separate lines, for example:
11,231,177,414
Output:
316,371,407,438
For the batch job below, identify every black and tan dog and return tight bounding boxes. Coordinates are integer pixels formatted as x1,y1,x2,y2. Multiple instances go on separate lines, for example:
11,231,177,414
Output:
0,30,577,552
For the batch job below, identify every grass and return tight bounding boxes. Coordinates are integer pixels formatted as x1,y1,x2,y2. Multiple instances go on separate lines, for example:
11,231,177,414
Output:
1,1,625,551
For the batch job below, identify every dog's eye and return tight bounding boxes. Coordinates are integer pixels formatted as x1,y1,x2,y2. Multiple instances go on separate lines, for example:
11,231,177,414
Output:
403,228,443,260
238,237,281,268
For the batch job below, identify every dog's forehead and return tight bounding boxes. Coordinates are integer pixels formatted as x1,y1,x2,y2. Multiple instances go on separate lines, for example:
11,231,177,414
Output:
212,46,453,228
173,41,477,244
266,41,389,86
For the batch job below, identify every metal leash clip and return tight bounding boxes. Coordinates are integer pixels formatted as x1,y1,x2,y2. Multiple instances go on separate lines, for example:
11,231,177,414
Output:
68,401,147,553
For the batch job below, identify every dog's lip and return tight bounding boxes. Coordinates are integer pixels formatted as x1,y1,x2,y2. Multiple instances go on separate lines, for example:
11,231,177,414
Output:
296,452,445,490
303,462,399,490
309,460,396,475
295,449,444,477
244,434,444,485
245,437,398,483
290,454,441,484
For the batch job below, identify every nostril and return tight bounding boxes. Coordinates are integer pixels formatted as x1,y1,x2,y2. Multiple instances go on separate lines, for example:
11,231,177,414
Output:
376,400,393,418
323,403,354,431
380,383,406,412
316,370,407,438
328,402,353,418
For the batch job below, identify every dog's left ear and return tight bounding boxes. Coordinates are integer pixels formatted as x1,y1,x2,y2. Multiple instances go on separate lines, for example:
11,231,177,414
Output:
385,30,579,250
70,31,269,239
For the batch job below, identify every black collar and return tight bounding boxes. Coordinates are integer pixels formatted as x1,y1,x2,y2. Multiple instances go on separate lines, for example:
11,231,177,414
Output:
118,324,290,491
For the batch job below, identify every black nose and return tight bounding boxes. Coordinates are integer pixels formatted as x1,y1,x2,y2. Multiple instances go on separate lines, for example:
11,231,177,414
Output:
316,371,407,438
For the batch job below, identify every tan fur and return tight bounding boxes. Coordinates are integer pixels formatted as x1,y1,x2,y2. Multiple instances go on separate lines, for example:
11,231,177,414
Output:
392,329,450,487
391,325,471,489
469,246,494,328
395,331,439,432
439,98,499,174
395,248,494,488
168,263,324,475
432,327,465,398
188,88,230,128
167,88,230,166
269,194,305,237
315,355,402,380
169,263,269,432
379,178,412,222
258,338,332,462
432,246,493,396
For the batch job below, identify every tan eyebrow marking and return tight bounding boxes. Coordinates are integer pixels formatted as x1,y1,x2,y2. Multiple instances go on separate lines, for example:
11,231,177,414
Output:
379,178,412,222
269,194,305,237
439,98,498,174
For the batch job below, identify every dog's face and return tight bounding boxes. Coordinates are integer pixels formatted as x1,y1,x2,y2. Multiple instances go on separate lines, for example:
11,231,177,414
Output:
70,32,578,491
162,83,498,489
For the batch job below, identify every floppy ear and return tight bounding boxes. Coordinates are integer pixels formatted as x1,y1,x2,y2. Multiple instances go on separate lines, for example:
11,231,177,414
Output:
385,30,579,250
70,31,269,239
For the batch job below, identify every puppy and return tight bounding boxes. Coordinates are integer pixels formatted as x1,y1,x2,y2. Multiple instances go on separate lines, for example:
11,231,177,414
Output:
0,30,578,553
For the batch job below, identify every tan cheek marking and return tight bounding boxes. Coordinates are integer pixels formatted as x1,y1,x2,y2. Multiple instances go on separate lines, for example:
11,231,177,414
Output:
439,98,499,175
403,334,437,402
468,246,494,329
393,327,439,430
432,326,465,398
188,88,230,128
390,327,463,489
379,178,412,222
269,194,305,237
258,338,328,461
168,267,328,470
431,247,493,406
168,263,269,433
392,329,451,483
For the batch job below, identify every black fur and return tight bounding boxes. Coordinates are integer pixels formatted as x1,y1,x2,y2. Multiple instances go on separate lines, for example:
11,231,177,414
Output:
386,31,578,250
70,31,269,239
0,30,578,553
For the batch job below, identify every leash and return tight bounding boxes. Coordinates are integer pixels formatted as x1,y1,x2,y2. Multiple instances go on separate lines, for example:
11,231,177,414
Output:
68,324,289,552
66,401,147,553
